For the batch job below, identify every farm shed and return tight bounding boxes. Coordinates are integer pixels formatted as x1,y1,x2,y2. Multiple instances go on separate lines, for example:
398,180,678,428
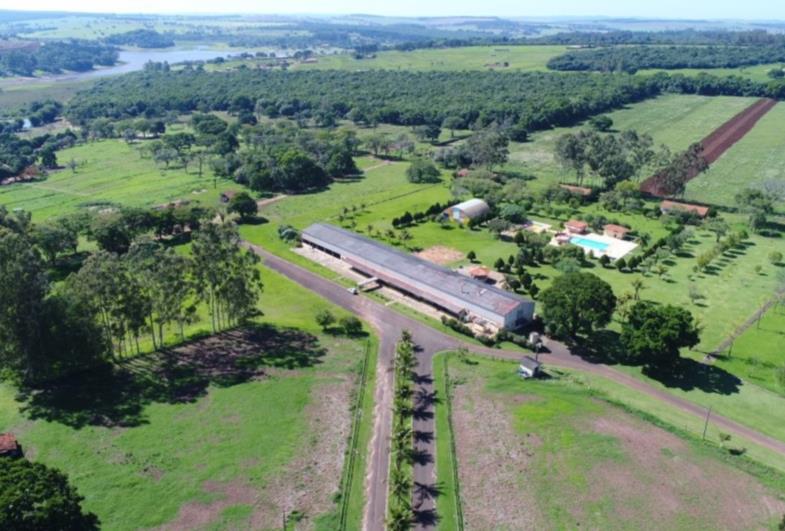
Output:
447,198,490,224
0,433,22,458
518,356,542,378
302,223,534,329
660,200,710,219
565,219,588,234
603,224,630,239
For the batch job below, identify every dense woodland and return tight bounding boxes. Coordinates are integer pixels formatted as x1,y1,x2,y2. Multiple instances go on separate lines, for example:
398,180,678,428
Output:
66,68,785,132
105,29,175,49
548,45,785,73
0,40,117,76
534,29,785,46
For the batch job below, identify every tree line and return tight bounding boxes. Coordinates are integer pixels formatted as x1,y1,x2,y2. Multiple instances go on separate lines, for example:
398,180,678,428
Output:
548,45,785,74
105,29,175,49
0,129,77,179
0,39,118,77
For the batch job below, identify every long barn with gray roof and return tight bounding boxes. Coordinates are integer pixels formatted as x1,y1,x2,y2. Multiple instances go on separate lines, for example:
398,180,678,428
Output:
302,223,534,329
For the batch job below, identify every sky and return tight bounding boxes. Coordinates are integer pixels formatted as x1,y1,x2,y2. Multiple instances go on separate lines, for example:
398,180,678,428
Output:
0,0,783,21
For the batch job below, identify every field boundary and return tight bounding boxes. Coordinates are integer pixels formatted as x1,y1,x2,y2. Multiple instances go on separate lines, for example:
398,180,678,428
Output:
641,98,777,197
711,287,785,357
439,353,465,530
338,337,373,530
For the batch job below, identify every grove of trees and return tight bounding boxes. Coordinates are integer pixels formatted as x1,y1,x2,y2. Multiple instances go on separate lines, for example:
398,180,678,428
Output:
0,205,262,384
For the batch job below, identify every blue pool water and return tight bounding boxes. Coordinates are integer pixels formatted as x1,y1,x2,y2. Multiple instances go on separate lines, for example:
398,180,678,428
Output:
570,236,609,252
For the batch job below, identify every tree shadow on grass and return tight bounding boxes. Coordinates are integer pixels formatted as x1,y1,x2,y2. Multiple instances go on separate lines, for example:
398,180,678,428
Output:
16,324,326,429
572,330,741,395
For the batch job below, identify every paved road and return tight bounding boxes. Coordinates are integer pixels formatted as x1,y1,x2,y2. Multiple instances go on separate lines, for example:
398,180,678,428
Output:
245,242,785,530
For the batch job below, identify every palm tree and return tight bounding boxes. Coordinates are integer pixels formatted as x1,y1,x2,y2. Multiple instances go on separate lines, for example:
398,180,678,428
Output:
389,466,410,502
387,504,413,531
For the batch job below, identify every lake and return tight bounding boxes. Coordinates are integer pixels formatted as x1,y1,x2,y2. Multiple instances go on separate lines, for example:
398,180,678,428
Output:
46,46,264,83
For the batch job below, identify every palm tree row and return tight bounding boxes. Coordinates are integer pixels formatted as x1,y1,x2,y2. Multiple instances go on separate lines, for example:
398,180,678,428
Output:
387,331,417,531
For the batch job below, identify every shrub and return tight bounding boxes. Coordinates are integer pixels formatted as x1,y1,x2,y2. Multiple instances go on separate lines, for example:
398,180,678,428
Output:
315,308,336,331
340,316,363,336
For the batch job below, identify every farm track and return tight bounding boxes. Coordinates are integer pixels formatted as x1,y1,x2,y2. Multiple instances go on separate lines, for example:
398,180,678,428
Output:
243,241,785,531
641,98,777,196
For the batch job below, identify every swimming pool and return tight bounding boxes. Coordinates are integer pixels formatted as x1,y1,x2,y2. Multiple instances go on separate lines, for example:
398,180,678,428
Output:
570,236,609,252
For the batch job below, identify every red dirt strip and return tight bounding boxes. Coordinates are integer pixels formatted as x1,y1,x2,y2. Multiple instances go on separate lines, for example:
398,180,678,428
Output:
641,97,777,196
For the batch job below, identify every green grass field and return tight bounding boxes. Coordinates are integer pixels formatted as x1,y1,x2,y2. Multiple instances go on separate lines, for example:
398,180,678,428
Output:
637,63,783,83
293,45,568,72
0,263,374,530
686,102,785,207
506,94,757,191
0,139,220,220
718,301,785,391
434,354,785,529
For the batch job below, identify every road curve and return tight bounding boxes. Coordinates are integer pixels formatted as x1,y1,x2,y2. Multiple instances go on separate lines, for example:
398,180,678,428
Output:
244,242,785,530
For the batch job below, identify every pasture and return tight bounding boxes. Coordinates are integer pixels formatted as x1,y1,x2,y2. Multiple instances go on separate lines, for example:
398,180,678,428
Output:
505,94,757,191
685,102,785,207
0,264,375,530
0,139,218,220
636,63,783,83
434,354,785,530
293,45,569,72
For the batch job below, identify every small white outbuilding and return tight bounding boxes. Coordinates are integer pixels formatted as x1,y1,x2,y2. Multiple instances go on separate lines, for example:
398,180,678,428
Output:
447,198,490,224
518,356,542,379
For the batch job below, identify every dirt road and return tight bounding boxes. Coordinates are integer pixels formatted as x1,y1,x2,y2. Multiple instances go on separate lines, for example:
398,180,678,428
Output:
245,242,785,530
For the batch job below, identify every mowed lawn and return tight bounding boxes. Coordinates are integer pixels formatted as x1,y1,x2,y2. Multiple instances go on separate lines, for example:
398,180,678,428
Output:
294,45,568,72
435,355,785,530
686,102,785,207
0,265,373,530
0,139,219,220
506,94,756,191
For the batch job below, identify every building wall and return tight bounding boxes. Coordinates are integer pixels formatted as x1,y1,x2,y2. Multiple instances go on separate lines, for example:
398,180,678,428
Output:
302,236,532,328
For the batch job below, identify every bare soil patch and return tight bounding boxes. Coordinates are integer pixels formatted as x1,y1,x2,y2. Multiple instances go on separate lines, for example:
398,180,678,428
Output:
450,367,785,529
157,480,257,531
415,245,464,265
585,412,785,529
641,98,776,196
452,379,543,530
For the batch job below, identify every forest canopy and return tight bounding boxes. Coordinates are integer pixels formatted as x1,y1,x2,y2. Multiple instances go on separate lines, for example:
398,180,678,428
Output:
548,45,785,73
66,68,785,132
0,40,118,76
67,69,661,131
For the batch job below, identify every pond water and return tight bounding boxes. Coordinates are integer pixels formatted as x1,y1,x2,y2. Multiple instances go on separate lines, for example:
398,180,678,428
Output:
45,46,265,83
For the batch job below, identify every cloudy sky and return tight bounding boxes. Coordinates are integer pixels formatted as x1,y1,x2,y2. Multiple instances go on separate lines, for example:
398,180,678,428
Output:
0,0,782,20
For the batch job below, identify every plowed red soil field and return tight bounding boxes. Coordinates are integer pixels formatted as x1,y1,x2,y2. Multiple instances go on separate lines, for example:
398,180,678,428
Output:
641,97,777,197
